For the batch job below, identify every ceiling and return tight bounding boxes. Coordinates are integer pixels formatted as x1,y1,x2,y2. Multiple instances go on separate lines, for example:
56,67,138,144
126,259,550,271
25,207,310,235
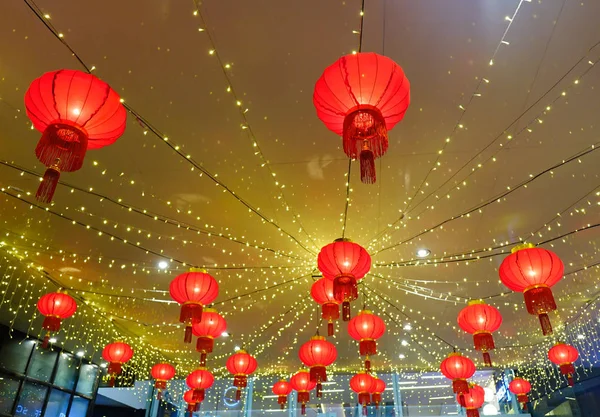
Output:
0,0,599,378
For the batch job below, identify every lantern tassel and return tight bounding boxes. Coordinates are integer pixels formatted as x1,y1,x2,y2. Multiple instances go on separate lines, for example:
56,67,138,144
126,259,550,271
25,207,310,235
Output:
539,313,553,336
365,357,371,372
184,325,193,343
200,352,207,367
362,405,367,416
360,148,376,184
301,404,306,415
328,321,334,336
317,382,322,398
42,332,50,349
36,166,61,203
466,410,480,417
568,375,574,387
157,390,162,401
236,388,241,401
109,375,115,387
483,352,492,367
342,301,351,321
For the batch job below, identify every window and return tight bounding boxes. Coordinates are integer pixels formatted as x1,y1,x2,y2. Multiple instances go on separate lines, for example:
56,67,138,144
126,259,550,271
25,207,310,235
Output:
54,354,78,391
0,375,20,414
27,348,58,383
68,396,89,417
0,337,34,375
75,364,98,397
15,381,47,417
44,389,70,417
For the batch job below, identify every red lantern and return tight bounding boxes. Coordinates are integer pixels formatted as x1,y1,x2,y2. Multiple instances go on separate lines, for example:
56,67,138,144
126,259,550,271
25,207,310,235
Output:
37,292,77,348
499,244,564,335
272,380,292,409
313,53,410,184
186,367,214,403
24,69,127,202
371,377,386,409
298,335,337,397
348,310,386,372
440,352,476,401
151,363,176,400
183,389,199,416
311,278,340,336
548,342,579,386
457,300,502,367
318,239,371,320
169,268,219,343
457,384,485,417
192,308,227,366
509,377,531,410
290,369,317,415
102,342,133,387
226,350,258,400
350,372,376,415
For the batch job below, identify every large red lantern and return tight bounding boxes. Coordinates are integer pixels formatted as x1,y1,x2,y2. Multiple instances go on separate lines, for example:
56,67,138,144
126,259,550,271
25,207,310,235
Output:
371,377,386,409
169,268,219,343
499,244,564,335
37,291,77,348
350,372,376,415
192,308,226,366
440,352,476,401
24,69,127,202
548,342,579,386
509,377,531,410
311,278,340,336
313,52,410,184
457,384,485,417
457,300,502,367
348,310,386,372
151,363,176,400
290,369,317,415
186,367,214,403
318,239,371,320
272,380,293,409
183,389,199,417
102,342,133,387
298,335,337,397
226,350,258,400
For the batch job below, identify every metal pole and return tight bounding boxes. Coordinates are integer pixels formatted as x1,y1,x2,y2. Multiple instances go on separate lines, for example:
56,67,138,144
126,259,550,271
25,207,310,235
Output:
392,373,403,417
289,390,298,417
244,378,255,417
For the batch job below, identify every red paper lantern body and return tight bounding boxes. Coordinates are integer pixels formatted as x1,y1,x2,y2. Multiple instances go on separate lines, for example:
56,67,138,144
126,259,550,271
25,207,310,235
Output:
226,350,258,400
348,310,386,371
457,384,485,417
548,343,579,386
371,378,386,408
509,377,531,410
440,352,476,401
151,363,175,400
37,292,77,348
290,370,317,415
311,278,340,336
186,368,215,403
318,239,371,321
183,390,199,417
24,70,127,202
192,308,227,366
314,52,410,183
457,300,502,367
169,269,219,343
272,380,293,409
350,372,376,415
102,342,133,387
499,244,564,335
298,336,337,397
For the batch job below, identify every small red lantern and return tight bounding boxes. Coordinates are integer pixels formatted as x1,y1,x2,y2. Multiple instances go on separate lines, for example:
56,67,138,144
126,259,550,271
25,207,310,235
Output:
509,377,531,410
350,372,376,415
183,389,199,417
313,52,410,184
226,350,258,400
24,69,127,202
371,377,386,409
169,268,219,343
440,352,476,401
186,367,214,403
311,278,340,336
548,342,579,386
102,342,133,387
318,239,371,320
457,300,502,367
290,369,317,415
298,335,337,397
272,380,293,409
348,310,386,371
192,308,227,366
151,363,176,400
499,244,564,335
457,384,485,417
37,291,77,348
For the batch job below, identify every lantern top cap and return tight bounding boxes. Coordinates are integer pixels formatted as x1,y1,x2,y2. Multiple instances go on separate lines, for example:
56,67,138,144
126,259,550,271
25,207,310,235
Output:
278,379,288,383
310,335,326,341
203,307,217,313
189,267,208,273
511,242,536,253
334,238,352,243
194,366,209,371
235,349,248,354
447,351,462,357
467,299,485,306
358,309,373,315
297,368,309,373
